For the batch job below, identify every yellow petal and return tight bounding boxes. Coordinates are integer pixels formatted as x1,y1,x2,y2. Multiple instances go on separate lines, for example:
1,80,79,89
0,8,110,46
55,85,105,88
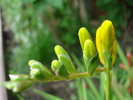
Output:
96,27,102,53
100,20,115,52
112,40,117,65
96,27,105,64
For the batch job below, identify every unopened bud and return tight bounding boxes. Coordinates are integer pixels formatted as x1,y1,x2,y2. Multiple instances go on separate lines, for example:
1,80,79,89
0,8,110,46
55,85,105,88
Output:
78,27,92,50
96,20,117,68
84,39,96,59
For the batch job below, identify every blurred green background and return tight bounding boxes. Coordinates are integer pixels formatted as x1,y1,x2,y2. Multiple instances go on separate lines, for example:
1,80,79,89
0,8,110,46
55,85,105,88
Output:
1,0,133,100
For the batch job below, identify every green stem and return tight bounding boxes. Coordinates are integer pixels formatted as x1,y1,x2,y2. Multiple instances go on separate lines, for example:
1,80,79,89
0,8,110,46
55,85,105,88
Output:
95,67,107,73
105,71,111,100
34,67,107,82
45,72,89,82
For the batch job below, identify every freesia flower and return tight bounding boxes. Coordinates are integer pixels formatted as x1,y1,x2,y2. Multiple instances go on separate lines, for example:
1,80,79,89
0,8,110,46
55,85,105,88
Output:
96,20,117,65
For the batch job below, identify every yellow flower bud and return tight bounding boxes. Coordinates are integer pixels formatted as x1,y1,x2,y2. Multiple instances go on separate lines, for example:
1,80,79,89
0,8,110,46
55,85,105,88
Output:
96,27,104,64
96,20,117,65
51,60,61,72
112,40,117,65
100,20,115,52
84,39,96,59
29,60,54,77
78,27,93,50
54,45,67,56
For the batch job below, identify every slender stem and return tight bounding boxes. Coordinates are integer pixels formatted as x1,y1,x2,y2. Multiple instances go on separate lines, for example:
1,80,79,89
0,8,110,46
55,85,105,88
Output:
105,71,111,100
95,67,107,73
45,72,89,82
34,67,107,82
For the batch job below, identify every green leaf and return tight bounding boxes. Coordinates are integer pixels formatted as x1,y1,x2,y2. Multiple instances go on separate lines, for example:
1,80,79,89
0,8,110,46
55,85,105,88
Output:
16,94,26,100
85,77,101,100
76,79,83,100
82,79,88,100
71,54,86,72
117,42,132,79
33,89,64,100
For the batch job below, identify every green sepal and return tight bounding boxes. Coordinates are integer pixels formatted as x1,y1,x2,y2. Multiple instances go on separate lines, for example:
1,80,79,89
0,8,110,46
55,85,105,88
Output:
51,60,69,79
54,45,77,74
59,54,77,74
1,81,16,90
1,80,33,93
84,53,98,76
30,68,48,80
13,80,33,92
9,74,31,81
56,63,69,80
83,54,88,67
29,60,54,77
102,50,112,71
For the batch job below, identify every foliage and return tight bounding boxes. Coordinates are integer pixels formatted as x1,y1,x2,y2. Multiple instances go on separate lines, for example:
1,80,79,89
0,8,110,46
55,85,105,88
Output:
1,0,55,73
96,0,133,37
1,0,90,74
33,89,64,100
